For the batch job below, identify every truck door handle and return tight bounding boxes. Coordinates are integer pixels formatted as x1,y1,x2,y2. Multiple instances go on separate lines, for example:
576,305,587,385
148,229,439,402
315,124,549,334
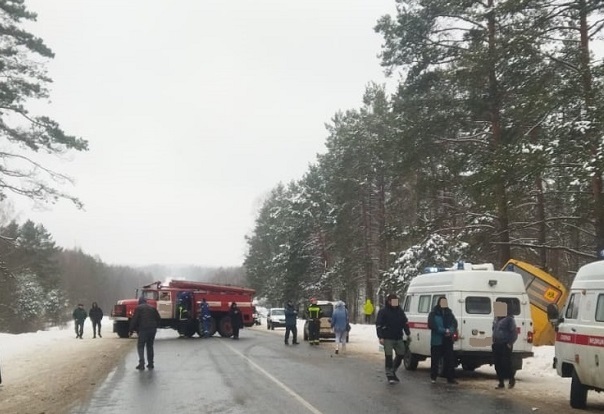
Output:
479,331,485,334
571,328,576,332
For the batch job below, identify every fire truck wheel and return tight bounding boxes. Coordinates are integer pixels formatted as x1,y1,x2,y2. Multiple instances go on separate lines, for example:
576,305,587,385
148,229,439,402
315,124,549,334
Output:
115,322,130,339
217,316,233,337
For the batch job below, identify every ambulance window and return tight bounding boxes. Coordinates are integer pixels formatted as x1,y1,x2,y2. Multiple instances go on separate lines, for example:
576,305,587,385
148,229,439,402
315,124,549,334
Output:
403,296,411,312
466,297,491,314
494,297,520,315
596,295,604,322
418,295,431,313
565,293,581,319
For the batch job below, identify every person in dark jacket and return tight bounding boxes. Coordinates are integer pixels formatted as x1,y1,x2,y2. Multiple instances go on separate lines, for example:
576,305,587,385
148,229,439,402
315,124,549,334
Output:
376,293,411,384
129,297,161,370
199,298,212,338
428,296,458,384
492,301,518,389
284,301,299,345
89,302,104,338
229,302,243,339
73,304,87,339
307,298,323,345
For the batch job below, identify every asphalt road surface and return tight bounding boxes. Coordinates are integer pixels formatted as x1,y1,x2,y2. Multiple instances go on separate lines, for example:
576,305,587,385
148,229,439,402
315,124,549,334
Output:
71,328,537,414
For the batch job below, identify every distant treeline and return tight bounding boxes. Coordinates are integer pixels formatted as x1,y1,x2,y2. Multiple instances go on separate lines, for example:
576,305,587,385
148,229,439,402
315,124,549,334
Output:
0,219,245,333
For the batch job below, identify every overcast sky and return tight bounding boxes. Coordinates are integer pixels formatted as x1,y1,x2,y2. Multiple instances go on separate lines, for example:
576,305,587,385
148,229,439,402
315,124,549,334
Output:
16,0,397,267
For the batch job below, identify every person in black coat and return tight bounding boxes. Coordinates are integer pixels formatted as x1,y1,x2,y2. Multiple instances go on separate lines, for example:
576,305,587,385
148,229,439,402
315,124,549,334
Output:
376,293,411,384
229,302,243,339
129,297,161,370
89,302,104,338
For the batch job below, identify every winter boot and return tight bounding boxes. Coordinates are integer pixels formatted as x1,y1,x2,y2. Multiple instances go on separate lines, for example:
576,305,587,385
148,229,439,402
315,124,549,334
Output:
136,363,145,370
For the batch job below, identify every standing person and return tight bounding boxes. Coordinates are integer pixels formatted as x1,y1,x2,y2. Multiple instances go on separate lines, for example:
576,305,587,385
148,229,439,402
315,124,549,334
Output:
363,299,374,324
428,296,458,384
89,302,104,338
284,301,299,345
199,298,212,338
376,293,411,384
492,301,518,389
330,301,348,354
72,304,87,339
129,297,161,370
229,302,243,340
307,298,322,345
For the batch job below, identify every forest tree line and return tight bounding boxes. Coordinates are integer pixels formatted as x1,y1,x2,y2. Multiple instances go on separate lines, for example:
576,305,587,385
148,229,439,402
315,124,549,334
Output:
244,0,604,321
0,218,245,333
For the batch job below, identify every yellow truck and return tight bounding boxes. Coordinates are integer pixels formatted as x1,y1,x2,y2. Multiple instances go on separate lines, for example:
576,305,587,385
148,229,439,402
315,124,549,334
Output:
502,259,569,346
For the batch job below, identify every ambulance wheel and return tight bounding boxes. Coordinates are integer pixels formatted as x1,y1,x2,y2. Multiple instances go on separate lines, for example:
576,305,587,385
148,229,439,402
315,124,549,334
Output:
570,370,588,409
403,350,419,371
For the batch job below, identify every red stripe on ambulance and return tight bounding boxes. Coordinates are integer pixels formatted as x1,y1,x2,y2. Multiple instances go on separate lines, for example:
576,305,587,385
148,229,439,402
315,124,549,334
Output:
556,332,604,347
408,322,429,329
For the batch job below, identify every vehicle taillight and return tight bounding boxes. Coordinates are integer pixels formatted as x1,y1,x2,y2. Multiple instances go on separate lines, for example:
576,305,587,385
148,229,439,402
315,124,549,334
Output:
527,331,533,344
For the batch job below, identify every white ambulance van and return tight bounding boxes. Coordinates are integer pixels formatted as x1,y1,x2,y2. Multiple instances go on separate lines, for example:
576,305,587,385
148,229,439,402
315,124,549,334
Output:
551,261,604,409
402,263,534,373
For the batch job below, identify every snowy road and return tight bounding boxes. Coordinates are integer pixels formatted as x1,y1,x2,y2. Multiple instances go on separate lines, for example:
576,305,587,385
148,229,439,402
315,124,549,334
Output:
69,327,539,414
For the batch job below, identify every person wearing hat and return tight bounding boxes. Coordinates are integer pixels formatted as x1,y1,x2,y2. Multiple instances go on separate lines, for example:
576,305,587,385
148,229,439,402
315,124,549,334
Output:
284,301,299,345
72,303,87,339
129,296,161,370
306,298,323,345
376,293,410,384
428,296,458,384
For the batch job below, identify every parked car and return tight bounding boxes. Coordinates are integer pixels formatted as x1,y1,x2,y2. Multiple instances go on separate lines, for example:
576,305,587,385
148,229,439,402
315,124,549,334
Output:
303,300,349,342
267,308,286,330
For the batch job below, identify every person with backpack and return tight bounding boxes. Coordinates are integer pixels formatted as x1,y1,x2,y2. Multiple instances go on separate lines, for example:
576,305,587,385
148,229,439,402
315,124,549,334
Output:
72,304,87,339
376,293,411,384
89,302,104,338
428,296,458,384
492,301,518,389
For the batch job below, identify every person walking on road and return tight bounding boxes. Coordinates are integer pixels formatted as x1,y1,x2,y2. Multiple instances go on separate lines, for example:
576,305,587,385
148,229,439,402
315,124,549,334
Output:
129,297,161,370
331,300,348,354
376,293,410,384
428,296,458,384
73,304,87,339
284,301,299,345
363,299,374,324
307,298,322,345
229,302,243,340
89,302,103,338
492,301,518,389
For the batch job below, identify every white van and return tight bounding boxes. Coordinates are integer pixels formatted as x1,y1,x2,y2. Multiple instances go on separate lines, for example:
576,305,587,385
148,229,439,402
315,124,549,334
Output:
551,261,604,409
402,263,534,372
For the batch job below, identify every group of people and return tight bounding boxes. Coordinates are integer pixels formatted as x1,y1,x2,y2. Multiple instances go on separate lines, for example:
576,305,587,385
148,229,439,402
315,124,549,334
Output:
283,298,349,354
72,302,104,339
376,294,518,387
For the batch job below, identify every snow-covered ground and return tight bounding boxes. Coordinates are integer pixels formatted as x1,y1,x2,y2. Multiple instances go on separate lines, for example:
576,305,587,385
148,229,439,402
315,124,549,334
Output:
2,318,604,411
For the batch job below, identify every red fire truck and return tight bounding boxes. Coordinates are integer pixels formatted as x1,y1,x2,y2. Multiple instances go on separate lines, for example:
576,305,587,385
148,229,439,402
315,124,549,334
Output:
110,280,256,338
